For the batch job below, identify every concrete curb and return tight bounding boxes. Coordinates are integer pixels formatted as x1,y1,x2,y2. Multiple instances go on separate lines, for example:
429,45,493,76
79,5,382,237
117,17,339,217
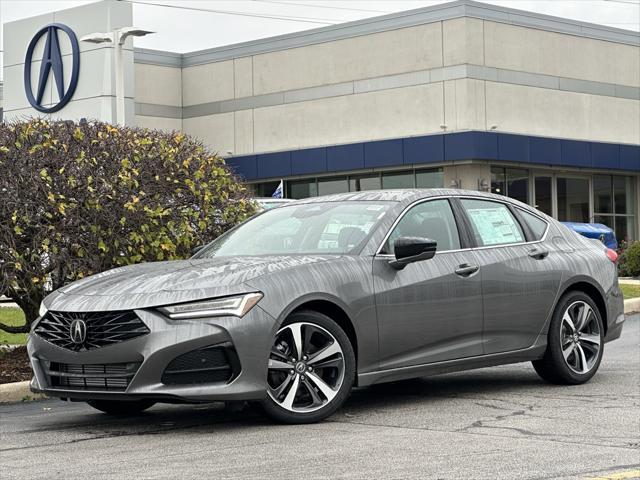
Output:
624,298,640,315
0,381,47,404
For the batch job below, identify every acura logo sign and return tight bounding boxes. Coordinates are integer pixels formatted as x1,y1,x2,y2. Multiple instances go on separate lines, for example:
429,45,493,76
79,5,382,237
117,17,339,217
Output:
69,319,87,344
24,23,80,113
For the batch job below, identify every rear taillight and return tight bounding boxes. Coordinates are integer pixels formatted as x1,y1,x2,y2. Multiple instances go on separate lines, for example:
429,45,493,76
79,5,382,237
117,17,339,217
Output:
606,248,618,263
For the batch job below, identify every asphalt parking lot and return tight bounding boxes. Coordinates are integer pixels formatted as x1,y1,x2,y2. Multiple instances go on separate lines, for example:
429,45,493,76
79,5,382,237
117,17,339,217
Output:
1,315,638,480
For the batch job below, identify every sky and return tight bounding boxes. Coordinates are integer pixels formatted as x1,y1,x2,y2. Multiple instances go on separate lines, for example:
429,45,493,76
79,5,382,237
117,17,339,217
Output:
1,0,639,78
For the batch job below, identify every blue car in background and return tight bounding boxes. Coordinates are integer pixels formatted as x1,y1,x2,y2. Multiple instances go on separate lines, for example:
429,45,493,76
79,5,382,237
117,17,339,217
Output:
562,222,618,250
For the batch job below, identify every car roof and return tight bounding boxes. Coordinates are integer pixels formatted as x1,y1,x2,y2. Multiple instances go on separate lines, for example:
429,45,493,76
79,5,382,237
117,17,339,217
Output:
292,188,521,205
289,188,550,219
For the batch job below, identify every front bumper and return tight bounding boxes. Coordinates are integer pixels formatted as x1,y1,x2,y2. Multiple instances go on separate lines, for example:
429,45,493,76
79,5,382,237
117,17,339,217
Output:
28,306,278,403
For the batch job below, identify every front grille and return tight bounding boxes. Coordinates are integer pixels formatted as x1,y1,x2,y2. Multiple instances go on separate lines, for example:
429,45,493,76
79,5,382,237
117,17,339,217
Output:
161,344,240,385
46,362,141,391
35,310,149,351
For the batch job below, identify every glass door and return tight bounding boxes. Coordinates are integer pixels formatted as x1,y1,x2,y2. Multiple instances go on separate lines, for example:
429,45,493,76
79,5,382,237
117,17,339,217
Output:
533,175,553,217
556,176,591,223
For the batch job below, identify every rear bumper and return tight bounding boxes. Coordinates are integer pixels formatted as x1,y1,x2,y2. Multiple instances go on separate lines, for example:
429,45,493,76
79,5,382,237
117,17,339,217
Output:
28,306,278,403
604,282,625,343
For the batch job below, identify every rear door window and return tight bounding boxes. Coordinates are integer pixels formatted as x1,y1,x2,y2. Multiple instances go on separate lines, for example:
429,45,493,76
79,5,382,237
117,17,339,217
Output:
517,208,549,240
461,199,525,247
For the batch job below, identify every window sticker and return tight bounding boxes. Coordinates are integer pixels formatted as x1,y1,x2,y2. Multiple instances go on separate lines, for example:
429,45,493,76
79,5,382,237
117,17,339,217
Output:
467,207,524,246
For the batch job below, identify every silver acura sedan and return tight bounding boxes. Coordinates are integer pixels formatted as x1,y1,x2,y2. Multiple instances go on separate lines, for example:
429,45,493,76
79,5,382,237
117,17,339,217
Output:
28,189,625,423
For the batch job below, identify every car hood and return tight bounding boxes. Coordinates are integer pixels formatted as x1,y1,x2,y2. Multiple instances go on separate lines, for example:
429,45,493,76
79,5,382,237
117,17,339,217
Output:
46,255,337,312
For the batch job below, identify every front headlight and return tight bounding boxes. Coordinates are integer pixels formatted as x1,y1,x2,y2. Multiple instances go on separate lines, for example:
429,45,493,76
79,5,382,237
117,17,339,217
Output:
157,292,263,319
39,301,48,318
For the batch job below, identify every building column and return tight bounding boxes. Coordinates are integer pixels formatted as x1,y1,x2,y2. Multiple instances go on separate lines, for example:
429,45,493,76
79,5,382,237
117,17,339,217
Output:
443,162,491,191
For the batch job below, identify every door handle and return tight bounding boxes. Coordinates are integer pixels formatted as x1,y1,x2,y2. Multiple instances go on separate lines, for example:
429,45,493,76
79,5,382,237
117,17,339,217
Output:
528,248,549,260
455,264,479,277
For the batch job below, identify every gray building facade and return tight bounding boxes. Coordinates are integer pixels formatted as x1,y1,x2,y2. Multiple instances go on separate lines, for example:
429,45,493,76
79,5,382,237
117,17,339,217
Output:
3,0,639,241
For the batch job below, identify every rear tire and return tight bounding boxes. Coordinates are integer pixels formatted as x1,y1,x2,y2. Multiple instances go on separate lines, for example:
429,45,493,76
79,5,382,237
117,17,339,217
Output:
87,399,156,415
262,310,355,424
532,291,604,385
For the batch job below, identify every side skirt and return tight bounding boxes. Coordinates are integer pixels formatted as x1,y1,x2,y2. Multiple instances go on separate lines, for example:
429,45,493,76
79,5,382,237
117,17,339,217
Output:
357,335,547,387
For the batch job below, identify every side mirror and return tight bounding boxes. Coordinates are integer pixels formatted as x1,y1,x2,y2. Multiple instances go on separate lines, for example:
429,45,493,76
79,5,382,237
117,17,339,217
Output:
191,245,205,256
388,237,437,270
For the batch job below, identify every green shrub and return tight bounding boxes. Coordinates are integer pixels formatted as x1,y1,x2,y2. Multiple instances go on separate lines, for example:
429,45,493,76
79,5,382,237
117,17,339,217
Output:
620,241,640,278
0,119,256,331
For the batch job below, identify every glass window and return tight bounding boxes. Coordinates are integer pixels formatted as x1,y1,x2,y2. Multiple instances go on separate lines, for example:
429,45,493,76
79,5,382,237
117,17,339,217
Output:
252,181,280,198
506,168,529,204
382,172,414,189
491,167,506,195
614,176,635,215
198,201,392,257
382,199,460,254
593,175,612,214
593,215,613,229
622,217,636,244
349,174,381,192
416,169,444,188
518,209,548,240
593,175,636,243
557,177,589,223
616,217,630,244
534,176,552,216
288,179,317,199
318,177,349,196
461,199,525,246
491,167,529,204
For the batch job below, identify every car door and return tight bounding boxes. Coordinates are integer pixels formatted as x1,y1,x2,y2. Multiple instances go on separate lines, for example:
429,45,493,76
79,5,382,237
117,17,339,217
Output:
373,198,484,370
458,198,562,354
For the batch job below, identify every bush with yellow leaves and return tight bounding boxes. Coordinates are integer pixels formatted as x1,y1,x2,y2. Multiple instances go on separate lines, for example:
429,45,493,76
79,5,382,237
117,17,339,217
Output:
0,119,256,331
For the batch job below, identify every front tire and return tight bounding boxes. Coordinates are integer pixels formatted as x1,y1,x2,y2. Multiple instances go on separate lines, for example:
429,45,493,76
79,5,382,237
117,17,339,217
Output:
87,399,156,415
533,291,604,385
262,310,356,424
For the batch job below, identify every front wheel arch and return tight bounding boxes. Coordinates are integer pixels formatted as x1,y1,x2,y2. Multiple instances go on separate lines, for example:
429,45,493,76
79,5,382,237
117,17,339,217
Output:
289,300,358,365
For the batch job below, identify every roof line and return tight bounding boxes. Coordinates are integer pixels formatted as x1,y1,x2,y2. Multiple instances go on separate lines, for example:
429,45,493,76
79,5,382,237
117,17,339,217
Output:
133,0,640,68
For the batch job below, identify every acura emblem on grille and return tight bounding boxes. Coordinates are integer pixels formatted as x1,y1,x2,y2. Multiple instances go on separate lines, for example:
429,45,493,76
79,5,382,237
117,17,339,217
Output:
36,311,149,351
69,319,87,344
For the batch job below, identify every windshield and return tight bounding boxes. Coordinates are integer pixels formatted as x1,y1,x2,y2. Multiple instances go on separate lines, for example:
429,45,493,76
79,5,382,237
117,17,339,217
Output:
197,201,392,257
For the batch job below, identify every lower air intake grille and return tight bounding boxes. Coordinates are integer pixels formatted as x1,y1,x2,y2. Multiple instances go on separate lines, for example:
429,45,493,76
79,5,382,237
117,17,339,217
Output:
161,344,240,385
47,362,141,391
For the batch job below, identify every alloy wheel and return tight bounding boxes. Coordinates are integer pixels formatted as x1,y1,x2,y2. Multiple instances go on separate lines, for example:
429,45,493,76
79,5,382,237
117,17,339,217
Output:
559,300,602,374
267,322,345,413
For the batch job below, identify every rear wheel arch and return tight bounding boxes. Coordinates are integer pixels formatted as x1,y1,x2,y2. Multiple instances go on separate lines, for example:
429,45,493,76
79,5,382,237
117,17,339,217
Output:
559,281,608,336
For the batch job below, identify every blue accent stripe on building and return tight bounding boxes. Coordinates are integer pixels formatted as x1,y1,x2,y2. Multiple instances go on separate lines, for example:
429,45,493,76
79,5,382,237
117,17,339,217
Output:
403,135,444,165
226,131,640,181
327,143,364,172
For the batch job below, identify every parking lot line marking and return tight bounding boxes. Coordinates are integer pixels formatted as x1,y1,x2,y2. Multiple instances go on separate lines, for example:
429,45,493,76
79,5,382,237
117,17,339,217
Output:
587,469,640,480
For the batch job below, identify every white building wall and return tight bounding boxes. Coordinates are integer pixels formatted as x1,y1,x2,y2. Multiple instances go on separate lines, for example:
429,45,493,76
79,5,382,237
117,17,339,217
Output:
483,22,640,87
134,16,638,155
250,23,443,95
134,64,182,107
134,63,182,131
485,82,640,144
182,61,235,106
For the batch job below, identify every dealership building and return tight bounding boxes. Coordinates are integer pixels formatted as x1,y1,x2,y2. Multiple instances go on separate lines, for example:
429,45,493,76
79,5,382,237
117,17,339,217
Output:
2,0,639,241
